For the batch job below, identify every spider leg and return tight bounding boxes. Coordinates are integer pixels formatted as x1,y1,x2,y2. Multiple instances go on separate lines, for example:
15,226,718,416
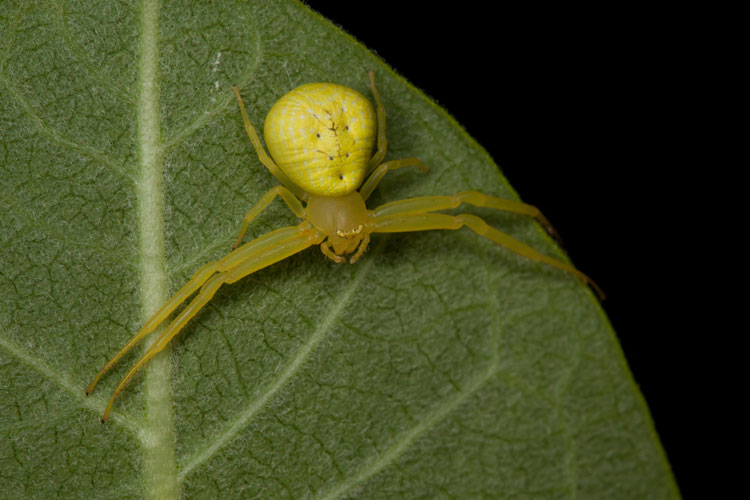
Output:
372,190,563,244
232,85,305,199
359,158,429,201
233,185,305,249
100,223,324,422
87,226,313,396
366,70,388,173
86,259,224,396
372,212,604,300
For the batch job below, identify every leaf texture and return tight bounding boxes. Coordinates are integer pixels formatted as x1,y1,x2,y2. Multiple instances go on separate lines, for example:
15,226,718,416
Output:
0,1,678,498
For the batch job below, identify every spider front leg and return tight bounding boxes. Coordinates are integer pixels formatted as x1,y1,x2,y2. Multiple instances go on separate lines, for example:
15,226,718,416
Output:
94,224,324,422
372,191,564,244
372,212,604,300
87,188,307,397
86,258,229,396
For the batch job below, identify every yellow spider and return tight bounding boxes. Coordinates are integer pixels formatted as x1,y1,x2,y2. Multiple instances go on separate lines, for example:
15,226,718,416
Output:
86,71,602,422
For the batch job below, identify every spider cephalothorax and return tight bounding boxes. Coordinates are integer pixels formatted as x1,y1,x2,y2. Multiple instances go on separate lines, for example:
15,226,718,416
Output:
305,192,371,263
87,71,602,422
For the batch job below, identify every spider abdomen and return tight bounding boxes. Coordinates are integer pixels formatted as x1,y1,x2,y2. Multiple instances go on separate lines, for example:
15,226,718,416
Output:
263,83,376,196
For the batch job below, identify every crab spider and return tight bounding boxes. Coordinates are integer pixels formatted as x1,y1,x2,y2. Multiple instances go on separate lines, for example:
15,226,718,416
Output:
86,71,603,422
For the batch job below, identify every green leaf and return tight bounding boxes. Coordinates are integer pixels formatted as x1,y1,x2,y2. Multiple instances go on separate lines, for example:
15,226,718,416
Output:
0,1,678,499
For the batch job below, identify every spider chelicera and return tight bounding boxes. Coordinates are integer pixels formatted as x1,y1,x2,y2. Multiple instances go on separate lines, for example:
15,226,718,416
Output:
86,71,602,422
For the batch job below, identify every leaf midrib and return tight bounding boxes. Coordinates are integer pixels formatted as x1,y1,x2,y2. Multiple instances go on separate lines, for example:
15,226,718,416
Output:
135,1,179,499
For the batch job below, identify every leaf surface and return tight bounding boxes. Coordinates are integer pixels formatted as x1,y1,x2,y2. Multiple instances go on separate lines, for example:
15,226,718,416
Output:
0,1,678,498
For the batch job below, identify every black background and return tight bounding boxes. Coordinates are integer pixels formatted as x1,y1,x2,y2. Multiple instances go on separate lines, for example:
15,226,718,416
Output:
305,2,698,497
